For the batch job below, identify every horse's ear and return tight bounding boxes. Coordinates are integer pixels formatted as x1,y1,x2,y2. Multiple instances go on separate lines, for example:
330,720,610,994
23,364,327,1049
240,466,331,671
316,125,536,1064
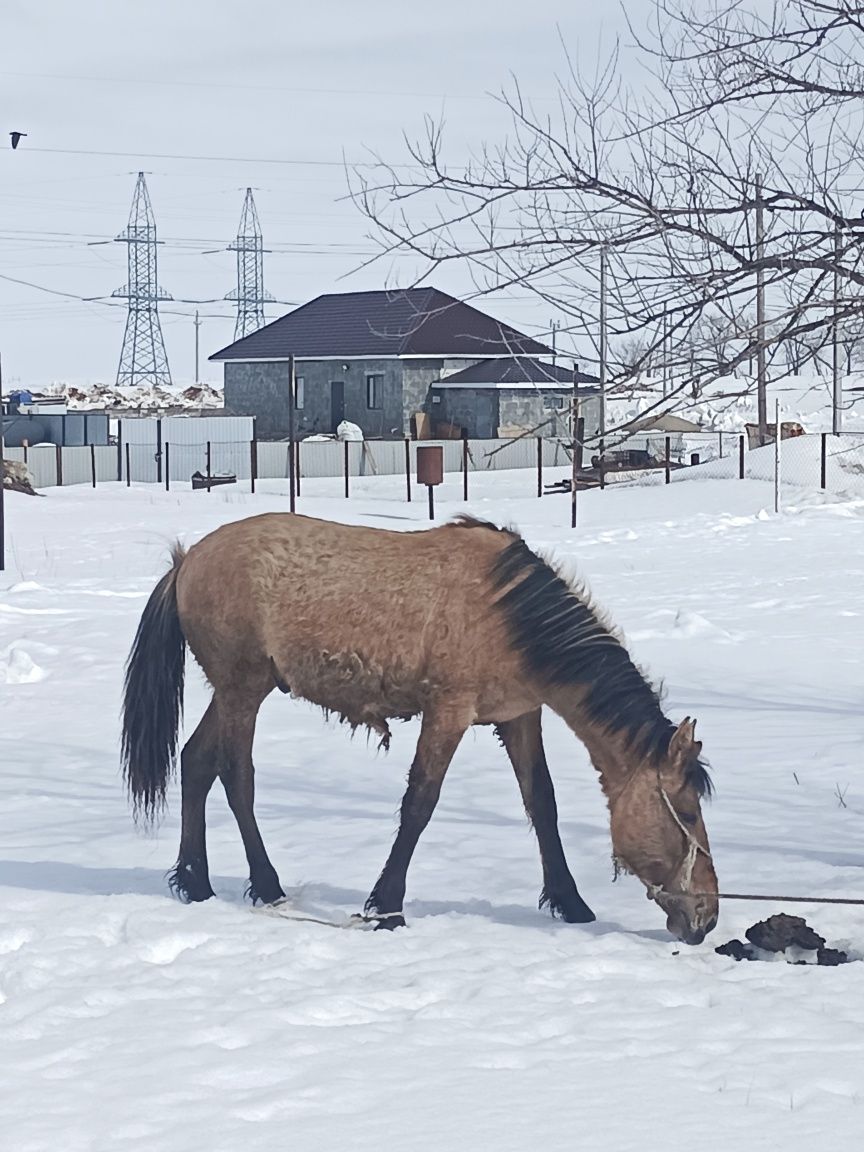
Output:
668,717,701,768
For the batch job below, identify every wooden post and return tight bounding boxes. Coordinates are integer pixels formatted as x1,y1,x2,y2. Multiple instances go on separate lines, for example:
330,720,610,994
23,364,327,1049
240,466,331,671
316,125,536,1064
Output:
462,433,469,501
571,366,580,528
820,432,827,489
90,443,97,488
206,441,212,492
405,437,412,502
738,434,745,479
125,442,131,487
55,443,63,487
665,435,671,484
344,439,350,498
165,442,171,491
537,436,543,497
250,440,257,494
287,354,296,513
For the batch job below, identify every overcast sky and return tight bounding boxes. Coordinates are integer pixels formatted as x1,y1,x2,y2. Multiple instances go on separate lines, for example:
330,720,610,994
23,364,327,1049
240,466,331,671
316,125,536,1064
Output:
0,0,641,387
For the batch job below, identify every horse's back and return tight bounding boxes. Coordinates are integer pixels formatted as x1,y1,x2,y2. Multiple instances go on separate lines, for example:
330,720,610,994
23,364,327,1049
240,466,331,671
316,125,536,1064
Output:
174,513,533,719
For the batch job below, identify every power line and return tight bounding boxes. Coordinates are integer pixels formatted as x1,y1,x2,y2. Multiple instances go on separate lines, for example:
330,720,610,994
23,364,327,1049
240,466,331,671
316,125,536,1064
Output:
20,146,411,169
2,69,539,103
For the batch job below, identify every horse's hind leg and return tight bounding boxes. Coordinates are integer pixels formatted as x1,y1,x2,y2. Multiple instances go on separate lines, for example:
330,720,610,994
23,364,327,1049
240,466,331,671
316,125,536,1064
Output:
496,709,596,924
365,706,469,928
217,691,285,906
172,700,219,902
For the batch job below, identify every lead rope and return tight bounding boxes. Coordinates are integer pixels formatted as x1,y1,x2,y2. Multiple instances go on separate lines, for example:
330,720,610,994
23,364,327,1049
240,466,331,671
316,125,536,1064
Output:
258,901,404,930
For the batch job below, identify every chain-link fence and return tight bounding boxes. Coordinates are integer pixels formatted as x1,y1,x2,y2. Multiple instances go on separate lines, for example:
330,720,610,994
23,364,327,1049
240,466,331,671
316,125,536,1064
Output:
7,431,864,505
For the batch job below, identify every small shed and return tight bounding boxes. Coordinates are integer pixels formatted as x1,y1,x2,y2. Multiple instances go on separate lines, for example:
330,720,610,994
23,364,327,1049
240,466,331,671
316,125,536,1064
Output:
614,412,704,464
430,357,600,439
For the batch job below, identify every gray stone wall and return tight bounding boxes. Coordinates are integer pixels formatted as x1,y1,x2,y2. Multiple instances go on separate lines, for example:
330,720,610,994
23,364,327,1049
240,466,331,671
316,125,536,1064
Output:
221,356,561,440
430,387,499,438
402,358,482,435
224,359,404,439
498,390,601,440
295,359,403,437
223,362,291,440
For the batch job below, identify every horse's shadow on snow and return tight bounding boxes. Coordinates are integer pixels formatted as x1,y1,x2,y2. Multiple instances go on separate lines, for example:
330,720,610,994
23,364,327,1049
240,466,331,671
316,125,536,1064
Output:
0,859,665,942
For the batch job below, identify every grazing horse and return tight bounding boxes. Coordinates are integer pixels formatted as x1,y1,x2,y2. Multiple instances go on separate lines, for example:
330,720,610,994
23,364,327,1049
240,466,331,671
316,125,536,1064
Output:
121,514,718,945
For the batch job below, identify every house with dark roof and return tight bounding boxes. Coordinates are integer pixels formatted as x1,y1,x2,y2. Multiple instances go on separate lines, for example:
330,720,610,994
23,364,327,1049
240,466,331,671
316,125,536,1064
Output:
432,357,599,439
210,288,598,439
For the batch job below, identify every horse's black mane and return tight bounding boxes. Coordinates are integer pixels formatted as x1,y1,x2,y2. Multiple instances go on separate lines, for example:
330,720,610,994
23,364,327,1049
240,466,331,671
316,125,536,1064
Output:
471,520,711,795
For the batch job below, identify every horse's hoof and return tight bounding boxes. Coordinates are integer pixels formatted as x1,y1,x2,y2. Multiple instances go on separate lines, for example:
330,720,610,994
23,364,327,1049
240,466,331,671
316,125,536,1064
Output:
560,903,596,924
541,890,596,923
373,913,406,931
168,863,214,903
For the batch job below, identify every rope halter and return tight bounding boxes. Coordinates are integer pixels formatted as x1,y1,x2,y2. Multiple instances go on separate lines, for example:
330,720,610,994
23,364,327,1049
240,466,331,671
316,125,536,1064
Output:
645,786,713,902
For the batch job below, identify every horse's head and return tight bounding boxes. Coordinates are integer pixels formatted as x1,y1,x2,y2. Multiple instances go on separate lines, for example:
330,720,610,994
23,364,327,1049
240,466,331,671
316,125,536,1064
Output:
609,718,718,945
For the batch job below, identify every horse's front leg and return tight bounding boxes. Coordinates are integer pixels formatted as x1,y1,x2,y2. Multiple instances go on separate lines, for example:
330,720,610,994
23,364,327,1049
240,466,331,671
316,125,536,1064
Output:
496,709,596,923
365,704,470,928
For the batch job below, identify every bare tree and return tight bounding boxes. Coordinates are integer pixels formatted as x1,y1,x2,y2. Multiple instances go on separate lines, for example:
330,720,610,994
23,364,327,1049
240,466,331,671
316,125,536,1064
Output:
355,0,864,444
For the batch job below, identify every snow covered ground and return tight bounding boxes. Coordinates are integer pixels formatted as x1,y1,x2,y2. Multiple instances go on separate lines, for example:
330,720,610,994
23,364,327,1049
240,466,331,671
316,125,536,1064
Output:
2,464,863,1151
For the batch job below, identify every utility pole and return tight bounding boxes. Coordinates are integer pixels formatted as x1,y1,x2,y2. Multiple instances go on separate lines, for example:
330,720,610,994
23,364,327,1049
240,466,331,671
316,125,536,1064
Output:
755,173,768,445
194,310,202,383
662,315,669,398
599,248,608,463
550,319,560,370
833,222,843,435
571,363,580,529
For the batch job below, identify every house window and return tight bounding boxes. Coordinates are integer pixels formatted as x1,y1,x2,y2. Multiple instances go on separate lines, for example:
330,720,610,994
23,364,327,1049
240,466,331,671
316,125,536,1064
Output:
544,394,567,411
366,373,383,409
294,375,304,410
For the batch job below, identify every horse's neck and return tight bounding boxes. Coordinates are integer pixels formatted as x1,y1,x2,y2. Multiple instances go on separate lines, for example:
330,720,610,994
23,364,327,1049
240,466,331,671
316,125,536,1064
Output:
545,685,636,801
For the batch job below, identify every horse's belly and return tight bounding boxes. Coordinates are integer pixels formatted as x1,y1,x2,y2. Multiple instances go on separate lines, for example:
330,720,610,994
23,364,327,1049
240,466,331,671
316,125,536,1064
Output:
280,648,426,727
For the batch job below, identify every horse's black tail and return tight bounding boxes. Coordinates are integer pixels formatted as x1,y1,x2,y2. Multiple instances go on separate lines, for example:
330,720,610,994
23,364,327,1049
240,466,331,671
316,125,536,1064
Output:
121,545,187,824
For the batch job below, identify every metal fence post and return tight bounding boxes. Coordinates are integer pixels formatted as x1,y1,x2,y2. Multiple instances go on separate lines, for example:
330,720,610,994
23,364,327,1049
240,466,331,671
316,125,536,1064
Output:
665,436,671,484
820,432,827,490
462,433,469,501
125,443,131,487
55,443,63,487
738,434,745,480
774,400,781,514
90,443,97,488
165,442,171,491
344,440,350,498
537,436,543,497
405,437,412,503
250,440,257,495
206,441,212,492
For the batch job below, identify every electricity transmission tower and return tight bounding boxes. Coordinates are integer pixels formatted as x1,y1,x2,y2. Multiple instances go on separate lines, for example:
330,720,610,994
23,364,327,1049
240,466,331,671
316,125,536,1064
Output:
113,172,172,388
226,188,272,339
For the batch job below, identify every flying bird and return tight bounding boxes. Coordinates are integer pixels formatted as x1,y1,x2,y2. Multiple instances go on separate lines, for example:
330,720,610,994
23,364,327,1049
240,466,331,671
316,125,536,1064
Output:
10,132,27,150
